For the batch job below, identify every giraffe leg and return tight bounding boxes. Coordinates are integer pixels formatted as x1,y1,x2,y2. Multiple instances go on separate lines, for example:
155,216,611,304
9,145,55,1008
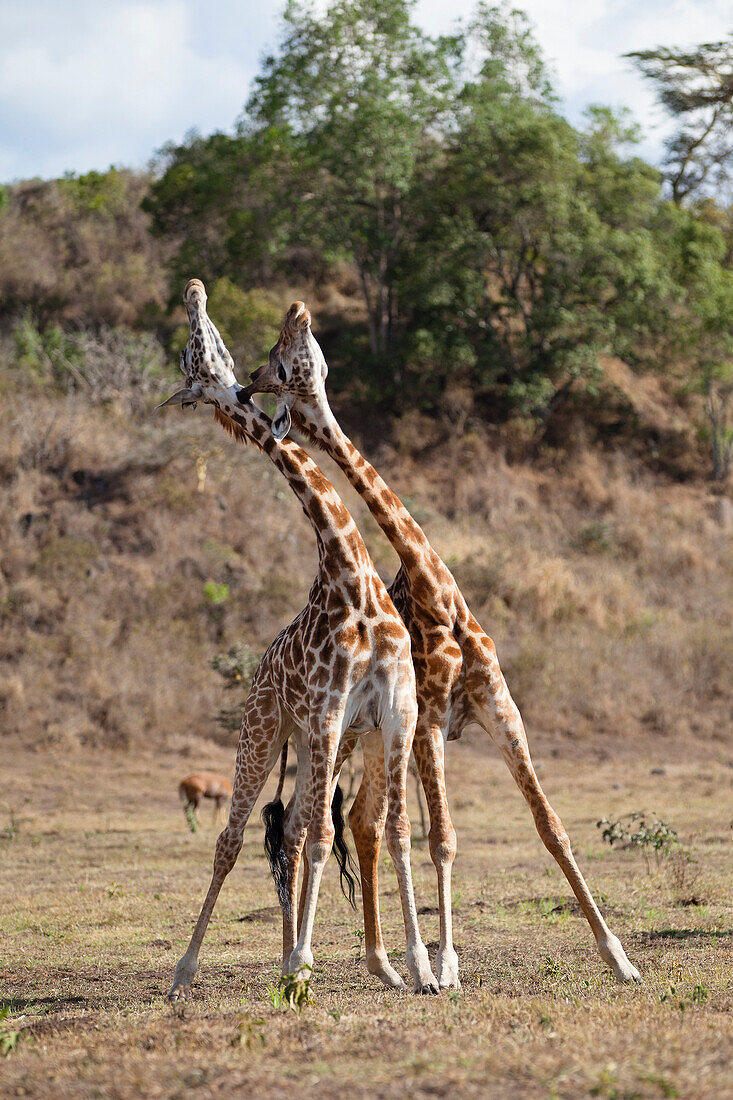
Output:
382,711,439,995
472,639,641,984
348,732,406,990
288,726,342,981
168,691,286,1000
412,718,459,989
280,735,311,973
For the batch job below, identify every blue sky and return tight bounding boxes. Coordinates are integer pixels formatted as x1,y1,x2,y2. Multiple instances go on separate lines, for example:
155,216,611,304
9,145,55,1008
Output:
0,0,730,182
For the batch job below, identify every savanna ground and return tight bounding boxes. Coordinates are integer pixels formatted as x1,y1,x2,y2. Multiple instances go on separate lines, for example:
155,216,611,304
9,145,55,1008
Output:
1,355,732,1097
1,731,732,1100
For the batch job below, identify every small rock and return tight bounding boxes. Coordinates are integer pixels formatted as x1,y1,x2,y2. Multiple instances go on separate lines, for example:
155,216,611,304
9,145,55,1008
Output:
650,767,667,776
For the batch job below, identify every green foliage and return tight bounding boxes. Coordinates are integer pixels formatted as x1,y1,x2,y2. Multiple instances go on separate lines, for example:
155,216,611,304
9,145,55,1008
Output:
660,982,709,1012
0,169,166,327
59,168,130,216
141,0,733,445
11,316,169,411
2,2,732,472
231,1014,267,1049
628,36,733,204
13,316,84,387
265,968,314,1013
0,1006,21,1058
597,810,679,873
210,643,259,688
202,581,229,606
0,807,19,842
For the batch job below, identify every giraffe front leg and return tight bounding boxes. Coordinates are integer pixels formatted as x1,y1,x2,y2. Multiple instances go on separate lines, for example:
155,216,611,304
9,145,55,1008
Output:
287,732,340,981
349,732,406,990
169,692,286,1000
412,720,459,990
382,715,439,995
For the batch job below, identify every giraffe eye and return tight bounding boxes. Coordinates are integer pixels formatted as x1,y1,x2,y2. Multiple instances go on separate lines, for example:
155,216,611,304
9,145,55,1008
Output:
277,363,287,383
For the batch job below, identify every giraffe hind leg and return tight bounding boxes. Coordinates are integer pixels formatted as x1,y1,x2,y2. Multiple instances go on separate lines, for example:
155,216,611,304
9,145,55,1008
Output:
381,712,439,995
472,644,641,984
412,719,459,990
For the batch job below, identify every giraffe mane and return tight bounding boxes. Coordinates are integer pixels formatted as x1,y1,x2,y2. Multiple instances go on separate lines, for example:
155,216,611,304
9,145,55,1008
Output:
213,406,263,451
290,408,324,450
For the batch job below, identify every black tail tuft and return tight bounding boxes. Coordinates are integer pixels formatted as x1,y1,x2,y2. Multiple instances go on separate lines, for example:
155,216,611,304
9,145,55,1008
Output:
262,798,291,919
331,783,358,910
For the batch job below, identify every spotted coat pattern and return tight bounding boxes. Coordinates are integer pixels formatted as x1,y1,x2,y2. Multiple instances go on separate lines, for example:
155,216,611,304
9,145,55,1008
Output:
166,281,438,999
242,302,642,988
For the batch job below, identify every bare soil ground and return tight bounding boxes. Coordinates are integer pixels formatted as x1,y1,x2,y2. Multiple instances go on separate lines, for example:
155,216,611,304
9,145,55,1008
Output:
1,733,731,1099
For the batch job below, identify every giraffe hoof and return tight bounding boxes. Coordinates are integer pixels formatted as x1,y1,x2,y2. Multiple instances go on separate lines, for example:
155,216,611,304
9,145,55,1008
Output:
168,955,198,1001
599,935,642,985
436,948,460,990
365,953,407,990
416,981,440,996
439,978,461,991
617,963,643,985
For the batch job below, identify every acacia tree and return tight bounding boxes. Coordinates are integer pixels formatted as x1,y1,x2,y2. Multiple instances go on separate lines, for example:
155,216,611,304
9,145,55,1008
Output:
628,36,733,204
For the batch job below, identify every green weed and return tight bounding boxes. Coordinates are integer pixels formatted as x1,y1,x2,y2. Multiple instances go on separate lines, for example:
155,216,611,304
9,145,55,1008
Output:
265,968,314,1013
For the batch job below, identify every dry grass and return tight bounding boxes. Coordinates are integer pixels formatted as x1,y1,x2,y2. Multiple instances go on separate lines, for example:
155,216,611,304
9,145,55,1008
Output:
1,737,731,1099
1,355,731,1096
1,362,730,756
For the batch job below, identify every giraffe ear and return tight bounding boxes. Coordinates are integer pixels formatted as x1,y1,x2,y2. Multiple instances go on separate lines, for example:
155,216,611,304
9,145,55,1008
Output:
155,384,202,410
272,400,292,441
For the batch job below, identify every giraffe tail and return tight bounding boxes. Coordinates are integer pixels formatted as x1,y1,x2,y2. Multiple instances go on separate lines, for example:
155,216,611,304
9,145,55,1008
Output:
262,742,291,917
331,783,358,911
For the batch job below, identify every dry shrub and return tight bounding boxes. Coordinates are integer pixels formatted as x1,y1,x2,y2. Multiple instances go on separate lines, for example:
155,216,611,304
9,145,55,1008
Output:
503,553,581,625
0,673,24,711
0,358,730,755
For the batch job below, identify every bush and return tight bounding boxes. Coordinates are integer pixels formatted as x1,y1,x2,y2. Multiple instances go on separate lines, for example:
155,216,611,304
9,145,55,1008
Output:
11,318,169,412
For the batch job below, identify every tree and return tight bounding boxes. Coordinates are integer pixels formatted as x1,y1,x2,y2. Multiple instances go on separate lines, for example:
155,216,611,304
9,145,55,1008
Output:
628,36,733,204
242,0,460,359
400,80,674,421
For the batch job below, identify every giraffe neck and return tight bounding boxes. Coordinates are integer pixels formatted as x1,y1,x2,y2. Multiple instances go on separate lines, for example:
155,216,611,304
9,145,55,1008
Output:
295,398,447,587
217,401,368,575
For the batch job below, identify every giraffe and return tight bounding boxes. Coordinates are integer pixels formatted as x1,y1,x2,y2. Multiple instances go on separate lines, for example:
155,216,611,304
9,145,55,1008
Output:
242,302,642,988
163,280,438,999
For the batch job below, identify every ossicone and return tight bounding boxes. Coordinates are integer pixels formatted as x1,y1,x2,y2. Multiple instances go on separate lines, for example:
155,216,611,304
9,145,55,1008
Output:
183,278,207,305
284,301,312,335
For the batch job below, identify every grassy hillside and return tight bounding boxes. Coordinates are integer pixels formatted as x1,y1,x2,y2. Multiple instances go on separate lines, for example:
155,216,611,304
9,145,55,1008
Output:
1,344,730,760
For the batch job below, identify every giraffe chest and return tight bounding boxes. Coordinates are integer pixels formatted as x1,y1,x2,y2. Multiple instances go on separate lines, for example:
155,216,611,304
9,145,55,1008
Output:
264,599,412,736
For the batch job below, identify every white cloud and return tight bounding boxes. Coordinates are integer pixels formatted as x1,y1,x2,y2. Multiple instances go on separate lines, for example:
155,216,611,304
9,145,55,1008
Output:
0,0,730,181
0,0,256,179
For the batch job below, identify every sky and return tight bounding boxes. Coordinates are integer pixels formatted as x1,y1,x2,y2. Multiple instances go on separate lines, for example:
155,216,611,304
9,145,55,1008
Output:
0,0,730,183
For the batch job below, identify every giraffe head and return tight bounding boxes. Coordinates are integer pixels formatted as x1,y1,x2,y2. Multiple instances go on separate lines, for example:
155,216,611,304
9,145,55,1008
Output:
241,301,328,440
158,278,249,412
